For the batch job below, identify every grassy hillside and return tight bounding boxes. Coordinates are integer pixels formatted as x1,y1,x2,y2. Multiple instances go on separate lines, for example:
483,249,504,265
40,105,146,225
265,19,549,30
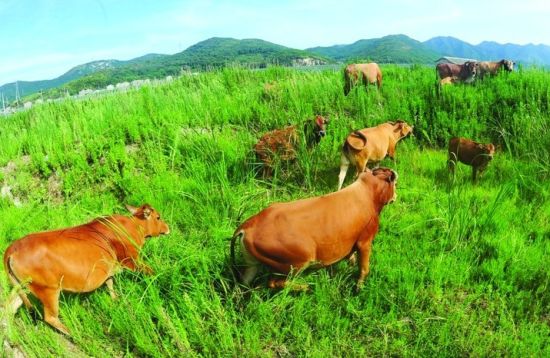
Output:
10,38,329,102
308,34,440,63
0,66,549,357
0,56,170,102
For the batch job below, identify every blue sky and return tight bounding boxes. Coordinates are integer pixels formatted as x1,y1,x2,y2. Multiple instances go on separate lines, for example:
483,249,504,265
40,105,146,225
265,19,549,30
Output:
1,0,549,86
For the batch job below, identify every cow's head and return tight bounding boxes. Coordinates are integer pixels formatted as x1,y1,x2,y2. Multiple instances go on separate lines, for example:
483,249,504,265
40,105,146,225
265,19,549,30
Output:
304,115,329,146
391,120,414,139
362,168,398,209
502,59,514,72
464,61,479,79
484,143,496,157
126,204,170,237
475,143,495,162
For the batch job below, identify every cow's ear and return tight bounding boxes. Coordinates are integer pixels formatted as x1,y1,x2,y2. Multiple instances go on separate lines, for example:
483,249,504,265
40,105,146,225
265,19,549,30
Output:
143,206,152,219
387,170,398,183
315,116,324,127
125,204,138,215
393,122,403,132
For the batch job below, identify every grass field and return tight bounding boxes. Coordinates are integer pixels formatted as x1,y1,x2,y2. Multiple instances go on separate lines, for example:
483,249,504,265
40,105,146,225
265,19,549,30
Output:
0,65,549,357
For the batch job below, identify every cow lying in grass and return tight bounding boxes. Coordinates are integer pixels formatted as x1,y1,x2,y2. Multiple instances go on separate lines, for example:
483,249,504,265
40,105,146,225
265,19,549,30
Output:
338,120,413,190
254,115,329,178
231,167,398,290
448,137,495,181
2,204,169,335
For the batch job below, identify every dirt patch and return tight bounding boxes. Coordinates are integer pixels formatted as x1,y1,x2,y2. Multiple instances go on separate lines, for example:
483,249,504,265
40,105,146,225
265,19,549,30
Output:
47,172,64,204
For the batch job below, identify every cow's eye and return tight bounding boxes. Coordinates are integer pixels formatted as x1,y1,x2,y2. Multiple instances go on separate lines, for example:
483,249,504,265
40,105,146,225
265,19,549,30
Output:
157,216,161,220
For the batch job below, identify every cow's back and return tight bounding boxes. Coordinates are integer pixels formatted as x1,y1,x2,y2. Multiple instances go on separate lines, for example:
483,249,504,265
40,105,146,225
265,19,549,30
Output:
254,126,298,162
436,63,460,79
4,218,135,293
448,137,483,165
348,125,392,161
356,63,381,84
240,183,374,269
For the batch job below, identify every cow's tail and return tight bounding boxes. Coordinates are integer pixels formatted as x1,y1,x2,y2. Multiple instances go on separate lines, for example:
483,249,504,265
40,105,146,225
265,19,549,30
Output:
346,130,368,151
3,246,31,308
229,230,244,282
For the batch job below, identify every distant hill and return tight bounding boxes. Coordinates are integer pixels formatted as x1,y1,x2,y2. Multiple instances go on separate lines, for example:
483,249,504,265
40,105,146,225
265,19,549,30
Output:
3,34,550,104
0,55,169,102
171,37,328,67
1,38,328,102
307,34,440,64
423,36,550,64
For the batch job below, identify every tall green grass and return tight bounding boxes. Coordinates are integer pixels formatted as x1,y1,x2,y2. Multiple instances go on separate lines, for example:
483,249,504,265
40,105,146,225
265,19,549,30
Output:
0,66,548,357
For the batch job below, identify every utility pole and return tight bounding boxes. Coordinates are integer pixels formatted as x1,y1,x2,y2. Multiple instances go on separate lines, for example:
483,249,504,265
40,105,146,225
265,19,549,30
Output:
15,81,20,106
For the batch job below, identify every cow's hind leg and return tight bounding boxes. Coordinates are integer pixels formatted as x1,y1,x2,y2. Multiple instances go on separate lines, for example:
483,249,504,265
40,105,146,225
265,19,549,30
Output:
267,277,308,291
448,153,457,176
338,153,350,190
239,239,261,286
105,277,117,300
30,285,70,335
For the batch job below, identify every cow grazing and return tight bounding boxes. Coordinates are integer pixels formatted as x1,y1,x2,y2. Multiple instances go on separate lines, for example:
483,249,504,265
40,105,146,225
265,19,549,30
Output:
478,59,514,79
231,167,398,290
2,204,170,335
338,120,413,190
254,115,329,178
344,63,382,95
436,61,479,84
448,137,495,181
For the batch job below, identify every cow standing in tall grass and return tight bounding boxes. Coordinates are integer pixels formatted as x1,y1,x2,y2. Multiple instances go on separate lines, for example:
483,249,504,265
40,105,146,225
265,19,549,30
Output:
436,61,479,85
2,204,170,335
478,59,514,79
254,115,329,178
338,120,413,190
448,137,495,181
344,63,382,95
231,167,398,290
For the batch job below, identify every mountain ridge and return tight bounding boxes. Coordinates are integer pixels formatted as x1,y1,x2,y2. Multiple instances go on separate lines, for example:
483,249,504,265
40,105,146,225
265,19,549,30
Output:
2,35,549,103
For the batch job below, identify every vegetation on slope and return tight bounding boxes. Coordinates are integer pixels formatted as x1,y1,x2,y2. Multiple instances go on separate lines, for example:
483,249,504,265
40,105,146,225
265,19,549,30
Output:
5,38,329,102
0,66,548,356
307,34,440,63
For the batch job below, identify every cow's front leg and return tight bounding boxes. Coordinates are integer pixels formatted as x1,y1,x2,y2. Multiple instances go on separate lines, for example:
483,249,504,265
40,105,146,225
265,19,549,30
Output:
387,146,396,161
356,238,374,291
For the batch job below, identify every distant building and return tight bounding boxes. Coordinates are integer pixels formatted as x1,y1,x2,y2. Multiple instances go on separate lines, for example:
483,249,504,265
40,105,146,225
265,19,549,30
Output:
292,57,326,66
78,89,93,97
115,82,130,90
436,56,478,65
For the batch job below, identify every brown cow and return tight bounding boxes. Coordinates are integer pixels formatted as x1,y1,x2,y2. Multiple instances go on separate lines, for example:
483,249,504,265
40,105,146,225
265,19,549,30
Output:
478,59,514,79
436,61,479,83
338,120,413,190
2,204,169,335
448,137,495,181
230,167,398,290
344,63,382,95
254,115,329,178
